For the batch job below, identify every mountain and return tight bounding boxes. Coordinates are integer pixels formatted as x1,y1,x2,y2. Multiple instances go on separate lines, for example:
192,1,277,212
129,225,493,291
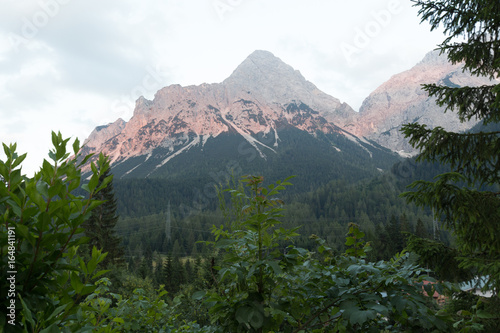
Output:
82,50,396,187
351,50,496,155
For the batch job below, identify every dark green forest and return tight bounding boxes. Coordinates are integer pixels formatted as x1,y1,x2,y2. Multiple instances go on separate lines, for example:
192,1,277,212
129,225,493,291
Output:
114,157,449,266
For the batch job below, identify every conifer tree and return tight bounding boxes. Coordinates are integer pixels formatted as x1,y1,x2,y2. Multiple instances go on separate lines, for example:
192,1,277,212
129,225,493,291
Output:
163,254,173,292
171,255,185,293
154,253,164,286
402,0,500,290
184,258,193,281
415,218,429,239
144,245,153,272
172,239,184,257
138,257,150,279
191,243,198,257
84,168,125,267
386,215,404,254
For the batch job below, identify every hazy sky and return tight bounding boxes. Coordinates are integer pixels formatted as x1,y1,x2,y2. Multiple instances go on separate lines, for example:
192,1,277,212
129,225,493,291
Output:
0,0,445,174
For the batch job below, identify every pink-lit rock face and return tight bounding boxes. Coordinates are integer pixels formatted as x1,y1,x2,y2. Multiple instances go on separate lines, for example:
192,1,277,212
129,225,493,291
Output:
82,51,354,168
352,50,495,155
82,50,496,171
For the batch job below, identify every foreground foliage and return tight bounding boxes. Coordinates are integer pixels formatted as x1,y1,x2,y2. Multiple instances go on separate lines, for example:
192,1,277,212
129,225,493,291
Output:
0,134,207,332
200,175,450,332
0,133,113,331
5,132,496,332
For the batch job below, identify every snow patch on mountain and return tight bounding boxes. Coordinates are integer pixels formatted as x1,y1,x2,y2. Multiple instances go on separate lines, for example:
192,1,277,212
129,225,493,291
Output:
223,116,276,159
122,163,143,178
148,135,202,177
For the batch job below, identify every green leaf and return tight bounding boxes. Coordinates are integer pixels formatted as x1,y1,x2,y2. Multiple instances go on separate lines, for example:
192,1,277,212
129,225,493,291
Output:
268,261,282,275
249,310,264,329
70,271,83,293
39,323,60,333
78,256,87,274
16,224,36,246
72,138,80,155
476,309,495,319
459,310,473,317
35,180,49,198
19,294,35,328
215,239,237,248
368,304,388,316
192,291,206,300
235,306,252,324
2,142,10,157
349,309,375,326
88,174,99,193
46,303,68,322
81,183,90,193
92,269,111,280
11,153,27,169
345,237,356,246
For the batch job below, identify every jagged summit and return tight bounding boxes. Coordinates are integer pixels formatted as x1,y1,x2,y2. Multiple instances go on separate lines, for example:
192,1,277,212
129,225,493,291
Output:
82,49,491,178
224,50,355,124
224,50,305,87
417,50,449,66
352,49,493,154
81,50,366,177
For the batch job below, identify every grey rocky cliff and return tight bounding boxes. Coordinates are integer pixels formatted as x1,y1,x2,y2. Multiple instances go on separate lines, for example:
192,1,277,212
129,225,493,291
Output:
83,118,126,150
82,51,354,168
353,50,495,155
223,50,357,127
82,49,497,171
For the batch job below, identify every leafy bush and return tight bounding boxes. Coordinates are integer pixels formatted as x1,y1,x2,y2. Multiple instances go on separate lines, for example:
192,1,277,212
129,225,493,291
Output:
200,175,451,332
0,132,216,332
0,132,112,332
80,278,215,332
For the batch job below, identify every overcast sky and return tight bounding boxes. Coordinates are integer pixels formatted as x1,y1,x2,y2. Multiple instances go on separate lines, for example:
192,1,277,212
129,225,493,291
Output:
0,0,445,175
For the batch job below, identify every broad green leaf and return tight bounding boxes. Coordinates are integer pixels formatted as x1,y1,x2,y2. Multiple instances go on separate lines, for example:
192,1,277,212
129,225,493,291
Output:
192,291,206,300
235,306,252,324
268,261,282,275
476,309,495,319
72,138,80,155
11,153,27,169
45,303,68,322
345,237,356,246
70,271,83,293
215,239,237,248
249,310,264,329
19,294,35,327
349,309,375,326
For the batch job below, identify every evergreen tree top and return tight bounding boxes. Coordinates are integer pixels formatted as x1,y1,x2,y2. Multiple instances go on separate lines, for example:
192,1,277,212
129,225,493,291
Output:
403,0,500,291
413,0,500,79
412,0,500,129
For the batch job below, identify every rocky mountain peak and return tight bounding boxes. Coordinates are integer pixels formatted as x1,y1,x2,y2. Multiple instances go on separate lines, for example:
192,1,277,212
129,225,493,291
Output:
223,50,309,98
417,50,450,67
226,50,304,83
224,50,355,125
133,96,154,117
85,49,487,177
82,50,362,175
353,49,493,154
83,118,126,149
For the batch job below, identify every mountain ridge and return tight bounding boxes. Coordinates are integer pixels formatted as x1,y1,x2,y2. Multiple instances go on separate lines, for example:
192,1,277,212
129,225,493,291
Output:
350,50,495,154
83,50,364,177
83,50,494,179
